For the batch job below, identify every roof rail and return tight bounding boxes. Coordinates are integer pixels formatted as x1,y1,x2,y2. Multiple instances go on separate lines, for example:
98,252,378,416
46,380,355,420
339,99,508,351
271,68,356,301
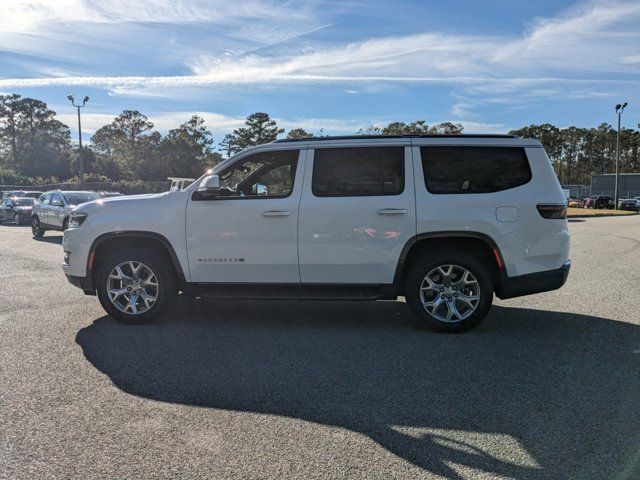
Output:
273,134,517,143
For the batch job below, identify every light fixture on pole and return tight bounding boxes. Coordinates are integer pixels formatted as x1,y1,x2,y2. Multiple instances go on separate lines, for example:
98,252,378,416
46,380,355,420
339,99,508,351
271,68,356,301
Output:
614,102,627,209
613,102,627,210
67,94,90,189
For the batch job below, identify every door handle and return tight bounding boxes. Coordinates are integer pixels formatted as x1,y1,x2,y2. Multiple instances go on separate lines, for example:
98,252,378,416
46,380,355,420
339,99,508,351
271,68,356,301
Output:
376,208,407,215
261,210,290,217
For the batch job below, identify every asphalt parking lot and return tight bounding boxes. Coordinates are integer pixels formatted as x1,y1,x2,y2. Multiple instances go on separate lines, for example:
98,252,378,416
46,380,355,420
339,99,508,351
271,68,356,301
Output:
1,216,639,480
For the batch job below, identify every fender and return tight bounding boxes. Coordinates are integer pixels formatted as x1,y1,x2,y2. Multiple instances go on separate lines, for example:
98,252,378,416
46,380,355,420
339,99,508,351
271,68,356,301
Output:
87,231,186,284
392,231,506,289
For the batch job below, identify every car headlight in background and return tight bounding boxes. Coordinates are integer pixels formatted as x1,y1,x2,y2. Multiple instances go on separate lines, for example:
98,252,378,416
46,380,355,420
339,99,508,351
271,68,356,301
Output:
68,212,88,228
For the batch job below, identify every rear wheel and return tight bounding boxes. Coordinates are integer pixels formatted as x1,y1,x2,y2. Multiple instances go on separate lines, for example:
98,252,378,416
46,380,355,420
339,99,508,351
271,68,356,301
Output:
96,248,176,324
405,250,494,333
31,216,45,237
14,214,21,226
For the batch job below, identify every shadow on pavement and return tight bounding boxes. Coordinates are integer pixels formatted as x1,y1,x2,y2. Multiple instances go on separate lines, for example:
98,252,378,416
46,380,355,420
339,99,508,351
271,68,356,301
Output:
76,300,640,479
33,235,62,244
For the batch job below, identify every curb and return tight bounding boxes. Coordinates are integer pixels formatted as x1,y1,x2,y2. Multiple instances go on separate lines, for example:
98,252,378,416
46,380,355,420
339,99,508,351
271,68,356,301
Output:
568,212,639,218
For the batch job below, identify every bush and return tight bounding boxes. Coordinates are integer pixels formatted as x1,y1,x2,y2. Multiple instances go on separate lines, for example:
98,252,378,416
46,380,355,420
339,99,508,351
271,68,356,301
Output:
0,167,30,184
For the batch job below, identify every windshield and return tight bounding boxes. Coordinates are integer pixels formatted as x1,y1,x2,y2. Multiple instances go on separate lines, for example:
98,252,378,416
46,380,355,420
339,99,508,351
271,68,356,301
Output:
63,192,100,205
13,198,34,206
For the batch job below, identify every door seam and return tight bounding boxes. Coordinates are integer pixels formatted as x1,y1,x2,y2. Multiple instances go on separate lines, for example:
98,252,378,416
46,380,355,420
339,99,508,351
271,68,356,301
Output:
295,147,308,283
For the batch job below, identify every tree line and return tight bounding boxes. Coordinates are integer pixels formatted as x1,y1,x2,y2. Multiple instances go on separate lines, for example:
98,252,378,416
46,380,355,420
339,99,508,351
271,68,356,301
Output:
1,93,639,186
509,124,640,185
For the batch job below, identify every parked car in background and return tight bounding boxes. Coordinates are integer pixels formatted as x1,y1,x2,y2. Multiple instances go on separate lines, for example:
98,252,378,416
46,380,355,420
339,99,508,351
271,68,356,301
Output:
2,190,43,200
618,198,640,211
0,197,35,225
584,195,614,209
568,198,584,208
31,190,101,237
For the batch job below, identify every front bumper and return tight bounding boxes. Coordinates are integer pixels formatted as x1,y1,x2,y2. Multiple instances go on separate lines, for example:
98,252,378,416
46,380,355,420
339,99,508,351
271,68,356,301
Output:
496,260,571,300
66,274,95,295
62,224,95,277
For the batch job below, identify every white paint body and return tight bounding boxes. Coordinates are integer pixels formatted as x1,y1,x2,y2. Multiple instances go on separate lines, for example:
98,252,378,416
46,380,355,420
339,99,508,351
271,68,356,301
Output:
63,137,569,285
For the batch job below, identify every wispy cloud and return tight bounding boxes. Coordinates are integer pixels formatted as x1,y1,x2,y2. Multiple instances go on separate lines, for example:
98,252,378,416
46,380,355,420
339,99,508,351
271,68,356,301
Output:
0,0,320,32
0,0,334,79
55,111,246,135
55,108,506,140
1,0,638,97
55,110,380,136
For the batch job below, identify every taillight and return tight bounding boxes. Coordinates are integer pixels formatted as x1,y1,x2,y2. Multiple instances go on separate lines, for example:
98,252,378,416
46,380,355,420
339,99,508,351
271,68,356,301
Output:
537,204,567,219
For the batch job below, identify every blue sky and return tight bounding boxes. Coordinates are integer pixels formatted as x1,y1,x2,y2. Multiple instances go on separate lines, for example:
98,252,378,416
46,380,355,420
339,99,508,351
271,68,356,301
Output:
0,0,638,142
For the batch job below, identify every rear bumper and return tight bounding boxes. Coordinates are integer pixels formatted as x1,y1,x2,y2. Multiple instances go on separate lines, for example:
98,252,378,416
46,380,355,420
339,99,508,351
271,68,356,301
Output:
66,274,95,295
496,260,571,300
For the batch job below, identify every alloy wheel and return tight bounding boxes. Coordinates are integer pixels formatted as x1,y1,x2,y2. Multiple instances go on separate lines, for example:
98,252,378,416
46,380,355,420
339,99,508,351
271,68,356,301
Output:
14,214,20,225
419,264,481,323
107,261,159,315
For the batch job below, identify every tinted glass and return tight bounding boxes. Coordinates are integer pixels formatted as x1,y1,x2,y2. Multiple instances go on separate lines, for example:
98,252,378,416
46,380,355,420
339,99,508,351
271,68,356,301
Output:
14,198,34,206
63,192,100,205
421,147,531,194
213,149,299,199
312,147,404,197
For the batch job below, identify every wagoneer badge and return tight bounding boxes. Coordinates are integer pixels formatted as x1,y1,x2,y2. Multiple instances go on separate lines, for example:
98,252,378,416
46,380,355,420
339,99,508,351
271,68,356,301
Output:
198,258,245,263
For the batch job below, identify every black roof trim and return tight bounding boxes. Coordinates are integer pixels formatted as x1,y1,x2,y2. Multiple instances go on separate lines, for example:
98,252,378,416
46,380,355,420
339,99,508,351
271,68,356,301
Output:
273,134,517,143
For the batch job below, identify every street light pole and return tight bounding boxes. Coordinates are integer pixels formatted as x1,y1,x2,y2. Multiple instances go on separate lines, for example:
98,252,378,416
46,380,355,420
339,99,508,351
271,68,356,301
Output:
67,95,89,189
614,102,627,209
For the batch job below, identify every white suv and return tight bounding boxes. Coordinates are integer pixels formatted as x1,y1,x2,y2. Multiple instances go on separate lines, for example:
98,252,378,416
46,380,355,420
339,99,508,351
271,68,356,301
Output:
62,135,570,332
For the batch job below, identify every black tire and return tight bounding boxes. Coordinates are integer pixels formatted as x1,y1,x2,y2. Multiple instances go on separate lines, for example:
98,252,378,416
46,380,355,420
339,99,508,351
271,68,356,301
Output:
95,248,177,324
62,218,69,231
405,250,494,333
14,214,21,226
31,216,45,237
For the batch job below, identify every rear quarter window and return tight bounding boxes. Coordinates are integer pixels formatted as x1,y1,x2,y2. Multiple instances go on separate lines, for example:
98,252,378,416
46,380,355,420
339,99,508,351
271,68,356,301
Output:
420,146,532,194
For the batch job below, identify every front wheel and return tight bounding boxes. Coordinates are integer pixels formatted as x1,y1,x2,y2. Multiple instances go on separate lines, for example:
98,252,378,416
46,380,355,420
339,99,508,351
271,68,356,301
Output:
14,214,21,225
31,216,44,237
405,251,494,333
96,249,176,324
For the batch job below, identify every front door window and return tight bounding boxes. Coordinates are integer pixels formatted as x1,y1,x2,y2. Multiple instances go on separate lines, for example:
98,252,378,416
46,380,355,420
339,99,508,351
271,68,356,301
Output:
211,150,298,199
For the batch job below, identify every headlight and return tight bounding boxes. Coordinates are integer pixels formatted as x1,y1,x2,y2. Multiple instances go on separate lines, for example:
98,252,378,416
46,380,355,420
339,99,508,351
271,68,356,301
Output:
68,212,88,228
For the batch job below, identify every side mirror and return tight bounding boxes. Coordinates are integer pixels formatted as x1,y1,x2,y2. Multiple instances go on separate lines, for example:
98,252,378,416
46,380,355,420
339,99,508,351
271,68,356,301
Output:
253,183,268,196
199,174,220,191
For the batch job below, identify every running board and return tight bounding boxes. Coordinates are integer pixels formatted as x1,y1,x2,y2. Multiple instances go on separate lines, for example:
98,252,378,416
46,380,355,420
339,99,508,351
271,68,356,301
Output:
183,283,397,301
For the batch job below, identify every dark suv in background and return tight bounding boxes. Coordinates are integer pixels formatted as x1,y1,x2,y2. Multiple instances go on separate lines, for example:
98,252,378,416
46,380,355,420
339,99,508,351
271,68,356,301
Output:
584,195,614,209
0,197,35,225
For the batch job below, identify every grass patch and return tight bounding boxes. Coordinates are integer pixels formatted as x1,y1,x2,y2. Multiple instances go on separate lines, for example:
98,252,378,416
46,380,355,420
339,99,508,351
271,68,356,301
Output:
568,207,638,218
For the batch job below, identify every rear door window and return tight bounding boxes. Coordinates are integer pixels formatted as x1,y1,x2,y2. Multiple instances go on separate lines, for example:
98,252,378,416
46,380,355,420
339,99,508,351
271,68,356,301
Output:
420,147,531,194
312,147,404,197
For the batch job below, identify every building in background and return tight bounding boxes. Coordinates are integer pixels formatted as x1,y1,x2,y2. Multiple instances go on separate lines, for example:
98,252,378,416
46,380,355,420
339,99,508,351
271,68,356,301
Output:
590,173,640,198
561,184,591,199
